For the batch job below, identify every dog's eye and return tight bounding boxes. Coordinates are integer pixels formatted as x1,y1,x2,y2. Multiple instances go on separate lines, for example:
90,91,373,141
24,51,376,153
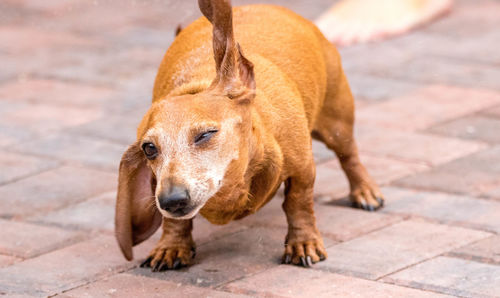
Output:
142,142,158,159
194,130,218,145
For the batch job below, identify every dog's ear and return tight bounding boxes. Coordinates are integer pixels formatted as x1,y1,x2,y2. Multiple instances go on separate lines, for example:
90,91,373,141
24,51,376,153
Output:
115,142,162,260
198,0,255,101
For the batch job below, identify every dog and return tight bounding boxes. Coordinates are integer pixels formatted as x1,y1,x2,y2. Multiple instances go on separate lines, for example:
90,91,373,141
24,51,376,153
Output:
115,0,384,271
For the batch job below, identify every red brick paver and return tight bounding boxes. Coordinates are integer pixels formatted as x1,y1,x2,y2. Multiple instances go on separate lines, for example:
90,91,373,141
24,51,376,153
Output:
0,0,499,297
383,257,500,297
316,220,491,279
448,235,500,265
60,273,247,298
224,266,449,297
0,219,84,258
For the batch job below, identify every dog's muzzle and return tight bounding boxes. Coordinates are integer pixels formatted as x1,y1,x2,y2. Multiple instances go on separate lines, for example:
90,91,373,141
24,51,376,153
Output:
158,185,194,217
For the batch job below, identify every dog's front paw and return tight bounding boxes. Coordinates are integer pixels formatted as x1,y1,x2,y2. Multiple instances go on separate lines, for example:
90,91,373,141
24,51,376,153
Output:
140,243,195,271
350,182,384,211
282,237,327,267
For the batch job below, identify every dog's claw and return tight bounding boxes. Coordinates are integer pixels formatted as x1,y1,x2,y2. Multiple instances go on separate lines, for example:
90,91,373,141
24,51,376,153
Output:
306,256,313,267
140,257,153,268
172,258,182,270
159,262,169,272
367,205,375,212
282,254,292,264
318,252,326,261
376,197,384,207
300,256,308,267
152,261,162,272
191,247,197,259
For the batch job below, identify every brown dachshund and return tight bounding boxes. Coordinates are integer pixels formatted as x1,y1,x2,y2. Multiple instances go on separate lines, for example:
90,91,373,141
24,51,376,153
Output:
115,0,384,271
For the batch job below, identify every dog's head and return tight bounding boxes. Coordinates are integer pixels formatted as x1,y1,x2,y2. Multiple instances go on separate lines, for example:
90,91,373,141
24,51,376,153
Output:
115,0,255,260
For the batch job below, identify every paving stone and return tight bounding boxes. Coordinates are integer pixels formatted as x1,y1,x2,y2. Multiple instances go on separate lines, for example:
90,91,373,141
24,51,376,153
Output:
312,140,335,164
381,57,500,91
224,265,449,297
356,126,486,165
386,29,500,66
0,166,117,218
23,45,160,91
383,256,500,297
68,107,147,145
0,122,37,147
0,151,59,185
0,78,116,109
423,0,500,39
427,115,500,144
315,155,428,198
0,255,19,268
396,146,500,198
0,26,95,54
347,73,420,102
356,85,500,131
338,42,413,76
448,235,500,265
60,273,245,298
0,102,102,134
132,227,334,288
30,191,116,232
16,133,125,171
482,105,500,119
239,195,402,242
0,235,154,297
3,0,86,14
0,219,84,258
315,219,491,279
381,187,500,233
192,216,249,246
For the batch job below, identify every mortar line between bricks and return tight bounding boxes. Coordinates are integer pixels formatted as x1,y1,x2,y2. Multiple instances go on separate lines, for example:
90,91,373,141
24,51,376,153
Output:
60,127,131,147
28,72,119,90
14,185,116,221
365,68,500,93
375,255,442,282
0,165,60,187
415,108,498,135
51,263,136,297
383,185,500,204
390,181,500,202
378,209,500,235
380,276,471,298
303,262,463,297
374,231,495,284
213,265,279,291
428,52,500,70
355,151,433,168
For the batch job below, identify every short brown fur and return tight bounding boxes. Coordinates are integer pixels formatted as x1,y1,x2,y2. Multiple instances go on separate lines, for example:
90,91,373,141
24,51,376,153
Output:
115,0,383,270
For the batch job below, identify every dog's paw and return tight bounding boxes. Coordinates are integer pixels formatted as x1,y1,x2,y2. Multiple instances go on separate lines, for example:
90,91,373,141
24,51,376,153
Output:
350,183,384,211
282,238,327,267
140,244,195,271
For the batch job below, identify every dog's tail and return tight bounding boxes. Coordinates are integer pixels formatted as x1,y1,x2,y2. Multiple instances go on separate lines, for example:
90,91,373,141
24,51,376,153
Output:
197,0,255,95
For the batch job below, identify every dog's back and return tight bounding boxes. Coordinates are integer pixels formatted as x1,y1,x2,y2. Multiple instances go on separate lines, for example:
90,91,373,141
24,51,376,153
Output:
153,5,338,129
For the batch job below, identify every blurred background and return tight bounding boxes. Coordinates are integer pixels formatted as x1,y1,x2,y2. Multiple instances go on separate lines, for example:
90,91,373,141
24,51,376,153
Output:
0,0,499,297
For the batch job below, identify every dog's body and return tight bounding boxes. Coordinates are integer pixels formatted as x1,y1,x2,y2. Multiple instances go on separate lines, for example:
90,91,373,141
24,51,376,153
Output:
115,0,383,270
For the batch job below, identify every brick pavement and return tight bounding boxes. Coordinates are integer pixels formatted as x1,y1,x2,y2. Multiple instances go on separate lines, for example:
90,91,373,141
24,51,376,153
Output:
0,0,499,297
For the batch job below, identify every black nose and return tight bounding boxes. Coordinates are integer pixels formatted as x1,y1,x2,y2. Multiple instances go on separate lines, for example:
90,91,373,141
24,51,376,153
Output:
158,186,190,215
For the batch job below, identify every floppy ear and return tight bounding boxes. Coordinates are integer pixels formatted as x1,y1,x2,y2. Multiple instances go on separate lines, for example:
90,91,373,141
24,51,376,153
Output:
115,143,162,260
198,0,255,99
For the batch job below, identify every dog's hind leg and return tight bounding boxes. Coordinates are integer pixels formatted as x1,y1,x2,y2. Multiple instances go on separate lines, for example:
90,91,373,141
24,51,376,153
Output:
312,43,384,211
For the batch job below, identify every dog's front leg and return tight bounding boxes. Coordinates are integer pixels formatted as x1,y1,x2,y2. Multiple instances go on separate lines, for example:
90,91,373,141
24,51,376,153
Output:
281,169,328,267
140,218,195,271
